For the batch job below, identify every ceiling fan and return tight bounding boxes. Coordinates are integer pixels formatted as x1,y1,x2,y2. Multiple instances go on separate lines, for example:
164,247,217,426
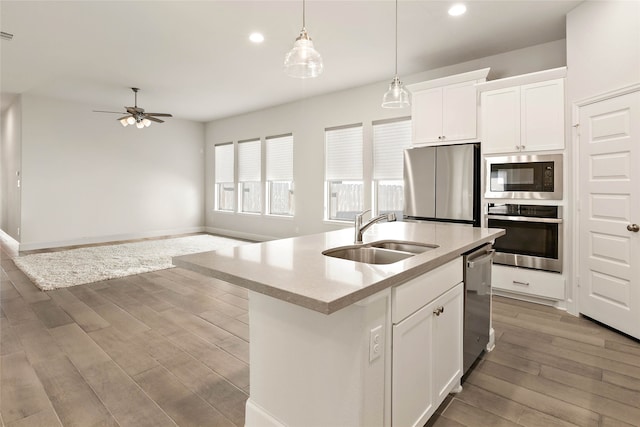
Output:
94,87,172,128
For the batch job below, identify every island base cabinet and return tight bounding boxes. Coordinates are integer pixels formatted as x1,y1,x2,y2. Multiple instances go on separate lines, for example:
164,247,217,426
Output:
245,289,390,427
392,283,463,427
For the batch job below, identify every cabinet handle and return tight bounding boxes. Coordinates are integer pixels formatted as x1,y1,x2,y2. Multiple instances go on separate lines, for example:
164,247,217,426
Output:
521,145,525,150
627,224,639,232
433,306,445,316
513,280,530,286
438,136,442,140
515,145,520,150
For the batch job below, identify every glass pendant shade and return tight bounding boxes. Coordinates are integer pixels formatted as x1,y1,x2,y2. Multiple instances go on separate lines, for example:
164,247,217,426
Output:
284,29,323,78
120,118,128,127
382,0,410,109
136,120,145,129
126,116,136,125
142,118,151,127
382,75,411,108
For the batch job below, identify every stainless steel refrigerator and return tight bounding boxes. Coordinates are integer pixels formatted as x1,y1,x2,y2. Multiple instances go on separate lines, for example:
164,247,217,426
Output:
403,143,480,226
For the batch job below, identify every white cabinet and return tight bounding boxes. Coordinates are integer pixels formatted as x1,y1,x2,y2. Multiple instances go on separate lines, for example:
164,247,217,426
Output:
412,81,478,145
408,68,490,146
481,78,565,154
492,264,565,300
391,259,463,427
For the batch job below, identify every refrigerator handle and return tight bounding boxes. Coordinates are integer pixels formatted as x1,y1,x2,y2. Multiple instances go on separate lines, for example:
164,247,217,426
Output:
467,250,495,269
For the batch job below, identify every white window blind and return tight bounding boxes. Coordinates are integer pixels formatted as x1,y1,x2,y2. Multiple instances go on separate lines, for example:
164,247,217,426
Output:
238,139,261,182
266,134,293,181
373,118,411,180
325,125,363,180
214,143,234,183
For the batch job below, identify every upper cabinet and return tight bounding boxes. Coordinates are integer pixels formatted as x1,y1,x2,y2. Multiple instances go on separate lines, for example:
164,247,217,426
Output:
408,68,490,146
478,67,567,154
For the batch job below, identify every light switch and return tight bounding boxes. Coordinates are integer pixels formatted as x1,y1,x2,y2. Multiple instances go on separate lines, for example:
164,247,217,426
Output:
369,325,383,362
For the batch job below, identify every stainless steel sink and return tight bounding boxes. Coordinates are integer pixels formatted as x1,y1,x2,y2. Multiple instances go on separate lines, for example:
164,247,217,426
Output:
368,240,438,254
322,240,438,265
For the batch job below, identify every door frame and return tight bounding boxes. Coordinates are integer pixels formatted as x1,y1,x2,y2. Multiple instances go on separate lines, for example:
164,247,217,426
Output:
571,83,640,316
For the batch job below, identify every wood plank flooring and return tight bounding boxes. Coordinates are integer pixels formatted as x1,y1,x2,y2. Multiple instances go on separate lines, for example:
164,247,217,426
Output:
1,235,639,427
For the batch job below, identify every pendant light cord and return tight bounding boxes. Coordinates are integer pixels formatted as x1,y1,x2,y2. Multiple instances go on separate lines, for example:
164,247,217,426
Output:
394,0,398,76
303,0,306,29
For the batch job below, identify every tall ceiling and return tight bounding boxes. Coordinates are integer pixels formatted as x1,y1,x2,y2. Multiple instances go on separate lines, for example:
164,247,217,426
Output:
0,0,581,122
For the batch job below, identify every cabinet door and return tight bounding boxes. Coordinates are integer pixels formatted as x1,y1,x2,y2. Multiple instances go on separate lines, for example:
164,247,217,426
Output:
412,87,443,144
481,86,520,154
442,81,478,142
392,302,434,427
432,283,463,403
520,79,565,152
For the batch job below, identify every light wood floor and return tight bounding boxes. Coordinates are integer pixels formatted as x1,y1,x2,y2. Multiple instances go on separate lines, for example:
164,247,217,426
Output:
1,237,639,427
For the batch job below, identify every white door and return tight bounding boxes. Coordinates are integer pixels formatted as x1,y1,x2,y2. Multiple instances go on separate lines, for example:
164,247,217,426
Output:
412,87,443,144
442,81,477,142
520,79,565,152
578,90,640,339
481,86,520,154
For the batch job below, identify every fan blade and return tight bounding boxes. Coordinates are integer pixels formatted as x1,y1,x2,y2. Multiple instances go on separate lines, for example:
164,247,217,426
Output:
144,116,165,123
93,110,126,114
144,113,172,117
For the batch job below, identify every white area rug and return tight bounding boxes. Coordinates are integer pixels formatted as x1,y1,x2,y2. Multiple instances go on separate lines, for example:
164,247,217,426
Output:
14,234,250,291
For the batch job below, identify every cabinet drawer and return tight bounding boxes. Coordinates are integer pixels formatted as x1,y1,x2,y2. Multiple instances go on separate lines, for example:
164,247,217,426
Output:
492,264,565,300
392,258,463,323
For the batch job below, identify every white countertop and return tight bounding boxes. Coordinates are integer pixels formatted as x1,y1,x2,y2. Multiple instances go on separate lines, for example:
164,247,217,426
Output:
173,222,505,314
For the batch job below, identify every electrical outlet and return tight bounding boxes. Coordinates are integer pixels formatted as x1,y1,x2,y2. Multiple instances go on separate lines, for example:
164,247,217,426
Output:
369,325,383,362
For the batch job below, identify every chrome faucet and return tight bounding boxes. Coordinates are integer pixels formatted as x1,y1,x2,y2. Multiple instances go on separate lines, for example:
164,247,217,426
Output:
354,210,397,244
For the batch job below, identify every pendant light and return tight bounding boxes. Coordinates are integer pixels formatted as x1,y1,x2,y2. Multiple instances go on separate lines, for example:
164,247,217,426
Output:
284,0,323,78
382,0,410,108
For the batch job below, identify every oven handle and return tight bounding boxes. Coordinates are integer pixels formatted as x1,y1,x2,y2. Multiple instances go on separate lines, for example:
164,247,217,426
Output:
486,214,563,224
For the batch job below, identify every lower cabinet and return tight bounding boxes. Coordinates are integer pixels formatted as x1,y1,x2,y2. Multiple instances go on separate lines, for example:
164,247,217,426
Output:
492,264,565,300
392,282,463,427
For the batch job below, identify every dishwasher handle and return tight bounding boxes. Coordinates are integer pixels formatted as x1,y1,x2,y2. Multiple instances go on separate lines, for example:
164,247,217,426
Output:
467,249,495,269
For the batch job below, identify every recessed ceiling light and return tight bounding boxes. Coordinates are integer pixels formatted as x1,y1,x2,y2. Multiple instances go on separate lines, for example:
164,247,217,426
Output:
448,4,467,16
249,32,264,44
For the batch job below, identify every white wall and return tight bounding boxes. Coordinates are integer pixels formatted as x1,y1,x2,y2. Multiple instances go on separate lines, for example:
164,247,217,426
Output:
0,97,22,241
567,0,640,102
18,94,206,250
205,40,567,240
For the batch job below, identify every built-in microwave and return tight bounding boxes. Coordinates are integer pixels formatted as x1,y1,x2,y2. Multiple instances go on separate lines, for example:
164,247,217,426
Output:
485,154,562,200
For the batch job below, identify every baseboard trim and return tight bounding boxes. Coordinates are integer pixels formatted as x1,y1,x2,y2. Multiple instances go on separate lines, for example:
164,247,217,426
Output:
245,399,287,427
205,227,277,242
18,226,207,252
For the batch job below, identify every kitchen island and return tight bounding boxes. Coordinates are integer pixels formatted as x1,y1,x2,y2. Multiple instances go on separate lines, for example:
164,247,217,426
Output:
174,222,504,427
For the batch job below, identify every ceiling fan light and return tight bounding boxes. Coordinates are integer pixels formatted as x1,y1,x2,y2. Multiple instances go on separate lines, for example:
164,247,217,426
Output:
136,120,145,129
284,30,323,78
120,118,128,127
126,116,135,125
382,76,411,108
143,118,151,127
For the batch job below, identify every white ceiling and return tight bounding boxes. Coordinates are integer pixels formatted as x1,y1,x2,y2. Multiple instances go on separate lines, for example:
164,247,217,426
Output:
0,0,581,122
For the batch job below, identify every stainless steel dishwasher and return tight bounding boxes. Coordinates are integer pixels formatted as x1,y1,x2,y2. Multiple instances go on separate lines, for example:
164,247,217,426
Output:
463,243,495,374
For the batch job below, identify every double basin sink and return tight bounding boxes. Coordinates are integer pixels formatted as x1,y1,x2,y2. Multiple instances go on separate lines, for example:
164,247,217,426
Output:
323,240,438,265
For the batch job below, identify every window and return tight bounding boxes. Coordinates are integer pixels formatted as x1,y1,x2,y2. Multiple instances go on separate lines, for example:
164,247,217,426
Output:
238,139,262,214
372,118,411,217
214,143,234,211
266,134,294,216
325,124,364,221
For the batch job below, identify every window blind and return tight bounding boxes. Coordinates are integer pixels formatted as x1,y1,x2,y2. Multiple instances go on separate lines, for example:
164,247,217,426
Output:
325,124,363,180
238,139,261,182
373,118,411,180
266,134,293,181
214,143,234,183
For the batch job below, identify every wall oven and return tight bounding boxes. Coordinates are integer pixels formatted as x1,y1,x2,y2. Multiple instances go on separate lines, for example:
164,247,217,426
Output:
485,154,562,200
486,204,562,273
